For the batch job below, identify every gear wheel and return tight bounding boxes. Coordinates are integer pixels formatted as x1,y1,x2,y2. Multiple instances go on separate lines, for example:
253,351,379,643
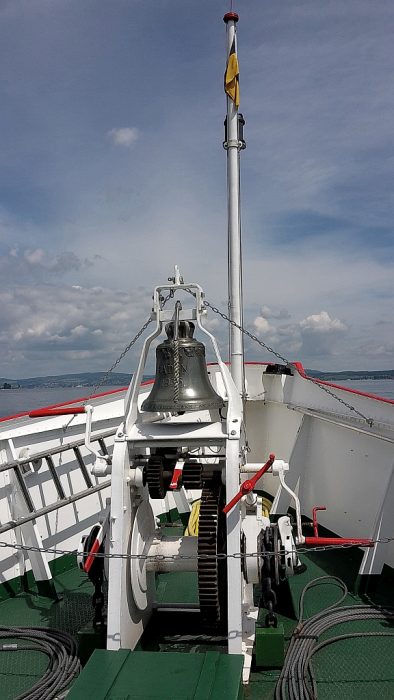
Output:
182,462,203,489
146,449,178,499
197,478,227,628
146,456,166,499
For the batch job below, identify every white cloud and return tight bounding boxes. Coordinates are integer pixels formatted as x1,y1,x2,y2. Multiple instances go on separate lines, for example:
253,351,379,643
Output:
298,311,348,358
299,311,347,334
0,2,393,376
253,316,273,334
259,305,291,320
107,127,139,148
0,247,95,281
0,282,153,377
70,325,89,337
250,308,349,366
24,248,45,264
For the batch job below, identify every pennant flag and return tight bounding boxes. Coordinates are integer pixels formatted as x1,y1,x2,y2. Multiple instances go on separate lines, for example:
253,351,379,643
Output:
224,38,240,107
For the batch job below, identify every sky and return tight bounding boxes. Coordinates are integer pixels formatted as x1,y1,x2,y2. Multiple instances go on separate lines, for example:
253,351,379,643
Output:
0,0,393,378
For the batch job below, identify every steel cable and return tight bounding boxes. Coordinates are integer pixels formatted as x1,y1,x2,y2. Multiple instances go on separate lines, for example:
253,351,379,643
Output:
275,576,394,700
0,626,80,700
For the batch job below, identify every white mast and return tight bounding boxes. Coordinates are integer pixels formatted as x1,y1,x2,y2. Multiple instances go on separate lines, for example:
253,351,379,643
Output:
224,11,245,397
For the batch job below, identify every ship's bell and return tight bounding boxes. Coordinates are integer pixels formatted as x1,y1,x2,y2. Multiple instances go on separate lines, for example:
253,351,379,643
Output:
141,321,225,413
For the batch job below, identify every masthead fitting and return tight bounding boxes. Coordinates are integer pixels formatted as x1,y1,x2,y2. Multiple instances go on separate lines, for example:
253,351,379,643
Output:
223,12,239,23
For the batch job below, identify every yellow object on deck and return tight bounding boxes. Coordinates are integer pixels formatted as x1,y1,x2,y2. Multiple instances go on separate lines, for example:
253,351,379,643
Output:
184,495,272,536
185,500,201,536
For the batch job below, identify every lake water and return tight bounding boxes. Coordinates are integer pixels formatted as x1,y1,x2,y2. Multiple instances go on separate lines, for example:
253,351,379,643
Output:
0,385,125,419
0,379,393,419
327,378,394,400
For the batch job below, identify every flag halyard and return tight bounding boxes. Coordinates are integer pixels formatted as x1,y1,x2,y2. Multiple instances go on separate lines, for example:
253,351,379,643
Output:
224,37,240,107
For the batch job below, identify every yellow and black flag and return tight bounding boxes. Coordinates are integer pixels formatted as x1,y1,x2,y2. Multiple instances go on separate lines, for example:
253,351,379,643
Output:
224,38,240,107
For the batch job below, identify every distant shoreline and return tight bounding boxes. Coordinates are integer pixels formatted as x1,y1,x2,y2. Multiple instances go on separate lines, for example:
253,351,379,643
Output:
0,369,393,390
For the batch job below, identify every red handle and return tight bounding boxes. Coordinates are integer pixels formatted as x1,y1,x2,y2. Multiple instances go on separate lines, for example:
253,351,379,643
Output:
305,537,374,548
29,407,86,417
223,453,275,514
312,505,326,537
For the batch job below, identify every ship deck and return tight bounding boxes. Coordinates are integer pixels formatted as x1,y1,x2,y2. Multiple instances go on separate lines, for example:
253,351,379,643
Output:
0,529,393,699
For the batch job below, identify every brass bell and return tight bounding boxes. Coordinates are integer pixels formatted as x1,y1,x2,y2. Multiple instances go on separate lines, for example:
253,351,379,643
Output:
141,321,225,413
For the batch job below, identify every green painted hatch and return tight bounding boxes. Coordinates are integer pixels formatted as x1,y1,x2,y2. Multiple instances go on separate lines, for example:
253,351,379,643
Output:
67,649,244,700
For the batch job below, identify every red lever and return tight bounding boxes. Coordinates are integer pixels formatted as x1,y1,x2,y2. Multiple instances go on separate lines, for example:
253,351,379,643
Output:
312,505,326,537
305,537,374,548
29,407,86,417
169,464,184,490
223,453,275,514
306,505,373,547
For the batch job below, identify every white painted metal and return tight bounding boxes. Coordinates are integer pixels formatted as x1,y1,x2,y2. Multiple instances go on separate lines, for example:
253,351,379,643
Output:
106,436,154,650
6,438,52,584
271,460,304,543
84,405,111,466
105,276,247,660
242,507,267,584
225,17,244,397
147,536,198,573
225,437,243,656
241,595,259,683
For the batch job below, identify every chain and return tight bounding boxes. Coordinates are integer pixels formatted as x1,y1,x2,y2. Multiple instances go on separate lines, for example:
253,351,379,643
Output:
203,299,289,365
1,538,392,560
202,298,374,427
83,290,175,404
92,577,105,627
306,379,374,426
83,318,152,404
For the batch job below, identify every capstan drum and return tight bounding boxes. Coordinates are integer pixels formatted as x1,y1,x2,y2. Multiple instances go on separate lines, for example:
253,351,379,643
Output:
141,321,225,413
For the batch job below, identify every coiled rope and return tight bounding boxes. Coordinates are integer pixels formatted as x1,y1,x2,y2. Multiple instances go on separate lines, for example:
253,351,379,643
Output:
275,576,394,700
0,626,81,700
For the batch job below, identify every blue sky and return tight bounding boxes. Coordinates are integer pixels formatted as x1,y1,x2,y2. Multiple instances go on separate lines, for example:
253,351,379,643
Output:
0,0,393,377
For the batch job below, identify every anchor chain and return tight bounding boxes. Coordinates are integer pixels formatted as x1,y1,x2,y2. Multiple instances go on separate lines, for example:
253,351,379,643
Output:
265,589,277,628
0,538,392,559
92,576,105,628
260,525,280,628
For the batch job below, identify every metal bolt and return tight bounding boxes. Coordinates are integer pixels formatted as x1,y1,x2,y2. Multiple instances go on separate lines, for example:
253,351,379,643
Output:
231,430,236,435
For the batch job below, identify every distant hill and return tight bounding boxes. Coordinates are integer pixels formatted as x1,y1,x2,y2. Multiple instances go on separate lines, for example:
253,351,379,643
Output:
0,372,138,389
0,369,392,390
306,369,394,381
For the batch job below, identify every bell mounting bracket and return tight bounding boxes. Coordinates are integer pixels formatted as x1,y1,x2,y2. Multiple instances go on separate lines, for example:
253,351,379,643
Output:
124,266,242,434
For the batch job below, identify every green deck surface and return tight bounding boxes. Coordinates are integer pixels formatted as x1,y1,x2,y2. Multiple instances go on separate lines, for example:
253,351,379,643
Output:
0,563,94,700
0,535,393,700
68,649,244,700
247,551,394,700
